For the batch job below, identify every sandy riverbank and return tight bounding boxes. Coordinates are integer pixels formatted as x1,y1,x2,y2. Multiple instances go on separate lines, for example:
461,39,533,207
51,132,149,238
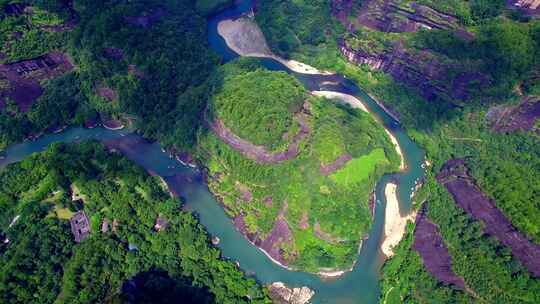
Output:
385,129,406,170
217,18,332,75
313,91,405,170
381,183,415,257
312,91,369,113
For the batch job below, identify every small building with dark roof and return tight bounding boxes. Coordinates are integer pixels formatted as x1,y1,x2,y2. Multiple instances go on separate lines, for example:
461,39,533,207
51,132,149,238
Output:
70,211,91,243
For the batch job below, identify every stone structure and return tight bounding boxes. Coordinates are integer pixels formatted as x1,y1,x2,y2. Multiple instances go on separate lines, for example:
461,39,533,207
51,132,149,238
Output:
70,211,90,243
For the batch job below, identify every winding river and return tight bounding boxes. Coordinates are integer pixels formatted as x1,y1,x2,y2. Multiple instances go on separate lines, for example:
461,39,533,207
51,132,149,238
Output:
0,2,425,303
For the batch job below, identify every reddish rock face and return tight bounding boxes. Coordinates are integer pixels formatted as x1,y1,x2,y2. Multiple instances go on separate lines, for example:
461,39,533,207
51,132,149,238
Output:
437,159,540,277
209,103,311,164
487,97,540,134
338,40,486,103
0,52,73,112
320,154,352,175
413,205,465,289
332,0,460,34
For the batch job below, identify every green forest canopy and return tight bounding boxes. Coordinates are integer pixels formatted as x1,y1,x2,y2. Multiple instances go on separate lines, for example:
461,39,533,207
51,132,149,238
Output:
0,142,269,304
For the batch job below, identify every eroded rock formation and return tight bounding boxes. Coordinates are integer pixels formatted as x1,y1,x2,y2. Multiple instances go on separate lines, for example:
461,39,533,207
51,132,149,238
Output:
268,282,314,304
413,204,465,288
437,159,540,277
486,96,540,134
338,39,485,102
332,0,460,33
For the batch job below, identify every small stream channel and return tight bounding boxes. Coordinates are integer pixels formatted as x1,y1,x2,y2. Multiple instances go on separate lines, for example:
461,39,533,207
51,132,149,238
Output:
0,1,425,303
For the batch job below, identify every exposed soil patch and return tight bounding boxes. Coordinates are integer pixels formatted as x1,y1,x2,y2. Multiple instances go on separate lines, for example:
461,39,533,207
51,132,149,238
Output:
125,8,166,28
263,196,273,207
320,153,352,175
0,52,73,112
235,182,253,202
487,96,540,134
332,0,460,33
413,204,466,289
97,85,118,102
209,103,311,164
299,211,309,230
437,159,540,277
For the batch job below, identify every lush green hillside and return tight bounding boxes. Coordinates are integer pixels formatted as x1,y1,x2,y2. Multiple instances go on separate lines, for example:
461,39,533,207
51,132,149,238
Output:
211,69,305,151
1,0,218,151
197,60,400,272
0,142,269,304
255,0,540,300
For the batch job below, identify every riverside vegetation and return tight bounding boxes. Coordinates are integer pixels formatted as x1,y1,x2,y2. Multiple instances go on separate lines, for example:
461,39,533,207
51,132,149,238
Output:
1,0,222,151
254,0,540,302
1,0,540,302
0,142,269,304
197,60,400,272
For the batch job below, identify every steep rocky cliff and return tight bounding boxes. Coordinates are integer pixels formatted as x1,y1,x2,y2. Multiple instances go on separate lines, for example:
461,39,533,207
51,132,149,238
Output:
332,0,461,33
338,38,484,102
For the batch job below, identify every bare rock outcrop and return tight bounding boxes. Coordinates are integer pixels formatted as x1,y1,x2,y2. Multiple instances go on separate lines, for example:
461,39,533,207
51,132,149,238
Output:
332,0,460,33
338,39,485,102
437,159,540,277
486,96,540,134
268,282,314,304
413,204,466,288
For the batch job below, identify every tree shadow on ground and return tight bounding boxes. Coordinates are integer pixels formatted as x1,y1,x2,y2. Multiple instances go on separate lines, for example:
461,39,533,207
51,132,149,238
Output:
120,270,214,304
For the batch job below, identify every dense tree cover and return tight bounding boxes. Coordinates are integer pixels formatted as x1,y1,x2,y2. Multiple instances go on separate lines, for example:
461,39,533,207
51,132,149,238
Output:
1,0,221,152
198,60,400,272
402,176,540,303
0,0,68,63
211,69,305,151
195,0,233,16
413,110,540,243
0,142,270,303
0,204,74,304
254,0,540,301
255,0,342,59
71,0,219,150
380,223,473,304
0,72,95,150
255,0,540,127
27,72,97,130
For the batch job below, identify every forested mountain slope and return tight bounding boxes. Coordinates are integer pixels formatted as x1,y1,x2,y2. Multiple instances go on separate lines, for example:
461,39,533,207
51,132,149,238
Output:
197,60,400,272
0,142,269,304
255,0,540,302
0,0,220,151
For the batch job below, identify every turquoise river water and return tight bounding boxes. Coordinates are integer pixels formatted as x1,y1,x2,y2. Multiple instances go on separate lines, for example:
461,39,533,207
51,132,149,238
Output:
0,1,425,303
